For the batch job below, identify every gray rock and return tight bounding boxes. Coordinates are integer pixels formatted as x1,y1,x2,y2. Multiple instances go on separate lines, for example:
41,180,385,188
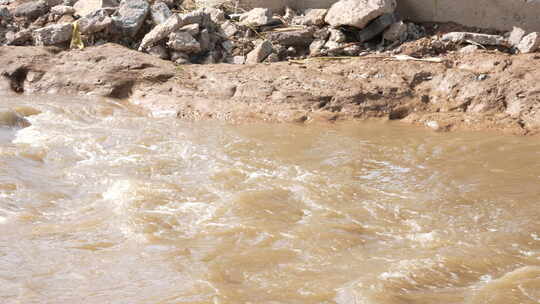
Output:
148,45,169,59
325,0,396,29
265,53,279,62
167,31,201,53
508,26,526,47
201,51,217,64
300,8,327,26
356,12,398,42
0,5,11,19
13,1,49,19
383,20,407,42
239,7,272,27
198,29,210,51
221,40,234,53
5,29,32,45
32,23,73,45
150,1,171,25
267,29,314,47
441,32,508,46
50,5,75,15
78,9,113,34
246,40,273,64
517,32,540,53
113,0,149,37
179,23,199,36
74,0,118,17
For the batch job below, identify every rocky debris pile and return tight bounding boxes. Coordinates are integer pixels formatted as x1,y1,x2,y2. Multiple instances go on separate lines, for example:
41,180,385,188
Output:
0,0,539,65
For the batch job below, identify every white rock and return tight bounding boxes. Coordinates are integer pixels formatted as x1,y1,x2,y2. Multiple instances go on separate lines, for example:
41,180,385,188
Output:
508,26,526,47
517,32,540,53
139,14,182,50
325,0,397,29
383,20,407,42
167,31,201,53
459,45,479,53
328,28,346,42
441,32,508,46
245,40,273,64
50,5,75,16
74,0,118,17
240,7,272,27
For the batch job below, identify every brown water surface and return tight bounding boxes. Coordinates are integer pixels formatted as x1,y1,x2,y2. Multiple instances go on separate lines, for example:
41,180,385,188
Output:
0,95,539,304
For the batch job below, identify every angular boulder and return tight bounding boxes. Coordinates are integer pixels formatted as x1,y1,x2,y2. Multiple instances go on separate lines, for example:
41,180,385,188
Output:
517,32,540,53
32,23,73,45
78,9,113,34
325,0,397,29
245,40,272,64
267,29,314,47
239,8,272,27
167,31,201,53
112,0,150,37
508,26,526,47
300,8,327,26
13,0,49,20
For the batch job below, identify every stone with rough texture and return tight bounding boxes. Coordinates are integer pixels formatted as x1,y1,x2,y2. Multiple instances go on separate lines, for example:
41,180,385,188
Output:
112,0,150,37
267,29,314,47
459,45,479,54
508,26,526,47
32,23,73,45
78,9,113,34
300,8,327,26
441,32,508,46
13,1,49,19
167,31,201,53
240,8,272,27
356,12,398,42
517,32,540,54
179,24,199,36
246,40,272,64
139,14,182,50
51,5,76,15
150,1,171,25
309,39,325,54
325,0,397,29
74,0,118,17
383,20,407,41
220,21,238,37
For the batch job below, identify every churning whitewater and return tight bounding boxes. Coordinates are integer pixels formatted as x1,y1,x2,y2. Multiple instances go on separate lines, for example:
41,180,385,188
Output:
0,95,539,304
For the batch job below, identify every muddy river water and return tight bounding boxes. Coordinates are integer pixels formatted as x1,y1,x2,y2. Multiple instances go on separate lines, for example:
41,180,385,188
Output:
0,95,539,304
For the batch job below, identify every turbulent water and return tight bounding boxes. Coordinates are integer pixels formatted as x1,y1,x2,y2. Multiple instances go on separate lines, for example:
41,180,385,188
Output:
0,95,539,304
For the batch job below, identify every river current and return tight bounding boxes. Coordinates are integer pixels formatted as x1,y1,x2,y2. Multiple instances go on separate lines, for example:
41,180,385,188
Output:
0,95,539,304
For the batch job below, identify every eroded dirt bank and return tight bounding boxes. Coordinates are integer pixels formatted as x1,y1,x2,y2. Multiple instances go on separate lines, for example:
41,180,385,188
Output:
1,43,539,135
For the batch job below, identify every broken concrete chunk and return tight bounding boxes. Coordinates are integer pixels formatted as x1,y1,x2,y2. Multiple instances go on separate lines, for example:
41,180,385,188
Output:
179,24,199,36
441,32,508,46
246,40,272,64
150,1,171,25
167,31,201,53
508,26,526,47
328,28,345,43
113,0,150,37
357,12,398,42
74,0,118,17
203,7,225,23
78,9,113,34
220,21,238,38
383,20,407,42
13,1,49,20
139,14,181,50
325,0,397,29
240,7,272,27
267,28,314,47
309,39,326,55
517,32,540,53
32,23,73,45
301,8,327,26
50,5,75,15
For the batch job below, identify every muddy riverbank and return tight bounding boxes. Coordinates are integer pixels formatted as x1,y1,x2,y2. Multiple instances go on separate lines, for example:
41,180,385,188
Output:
1,43,539,135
